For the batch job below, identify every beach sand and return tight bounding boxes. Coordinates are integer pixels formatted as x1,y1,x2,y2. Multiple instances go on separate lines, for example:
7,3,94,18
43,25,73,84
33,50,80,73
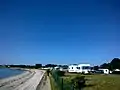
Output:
0,69,45,90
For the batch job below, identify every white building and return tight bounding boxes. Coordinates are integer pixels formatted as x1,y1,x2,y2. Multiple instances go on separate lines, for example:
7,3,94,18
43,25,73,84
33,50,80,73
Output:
68,64,91,74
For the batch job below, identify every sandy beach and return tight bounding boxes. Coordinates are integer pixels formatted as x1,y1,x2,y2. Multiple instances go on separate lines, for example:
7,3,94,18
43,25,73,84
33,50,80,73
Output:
0,69,45,90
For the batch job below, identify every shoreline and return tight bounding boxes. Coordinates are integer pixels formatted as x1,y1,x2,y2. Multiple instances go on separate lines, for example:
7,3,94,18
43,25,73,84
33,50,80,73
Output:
0,69,45,90
0,68,31,80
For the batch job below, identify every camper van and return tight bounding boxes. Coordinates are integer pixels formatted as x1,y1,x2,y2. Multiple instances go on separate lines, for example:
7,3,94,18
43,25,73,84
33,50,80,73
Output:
68,64,91,74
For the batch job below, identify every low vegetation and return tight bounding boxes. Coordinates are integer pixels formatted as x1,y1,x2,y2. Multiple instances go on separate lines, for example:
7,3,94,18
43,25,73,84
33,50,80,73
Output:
63,73,120,90
49,74,60,90
50,69,120,90
55,70,65,76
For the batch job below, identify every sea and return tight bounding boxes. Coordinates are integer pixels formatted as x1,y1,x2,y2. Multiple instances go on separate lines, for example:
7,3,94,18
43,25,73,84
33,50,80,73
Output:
0,68,24,79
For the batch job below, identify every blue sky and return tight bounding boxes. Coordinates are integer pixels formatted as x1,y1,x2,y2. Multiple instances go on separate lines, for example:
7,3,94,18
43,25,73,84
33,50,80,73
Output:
0,0,120,65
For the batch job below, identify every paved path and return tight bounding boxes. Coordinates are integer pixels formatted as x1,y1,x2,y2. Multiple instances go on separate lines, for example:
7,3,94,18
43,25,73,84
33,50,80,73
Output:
14,70,44,90
42,76,51,90
37,76,51,90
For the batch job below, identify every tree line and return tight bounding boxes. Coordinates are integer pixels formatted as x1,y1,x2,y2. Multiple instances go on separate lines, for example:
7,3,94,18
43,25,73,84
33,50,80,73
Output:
1,64,58,69
1,63,67,69
2,64,42,69
93,58,120,70
1,58,120,70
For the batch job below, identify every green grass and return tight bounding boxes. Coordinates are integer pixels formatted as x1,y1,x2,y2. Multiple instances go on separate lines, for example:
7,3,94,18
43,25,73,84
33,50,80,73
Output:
85,75,120,90
50,72,120,90
49,74,60,90
63,73,120,90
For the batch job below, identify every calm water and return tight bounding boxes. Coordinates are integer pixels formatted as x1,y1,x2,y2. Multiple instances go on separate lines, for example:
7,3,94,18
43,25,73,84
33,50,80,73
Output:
0,68,24,79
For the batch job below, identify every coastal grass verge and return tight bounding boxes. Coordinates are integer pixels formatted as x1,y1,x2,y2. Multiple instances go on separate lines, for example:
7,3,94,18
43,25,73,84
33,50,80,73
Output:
49,74,60,90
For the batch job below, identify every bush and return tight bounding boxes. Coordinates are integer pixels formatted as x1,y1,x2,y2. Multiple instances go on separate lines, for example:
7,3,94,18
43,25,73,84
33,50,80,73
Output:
112,71,120,74
47,69,50,76
56,70,65,76
71,76,86,89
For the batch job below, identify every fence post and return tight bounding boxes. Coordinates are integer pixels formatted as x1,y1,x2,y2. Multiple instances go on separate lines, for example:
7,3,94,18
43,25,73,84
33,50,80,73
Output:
61,78,63,90
72,84,74,90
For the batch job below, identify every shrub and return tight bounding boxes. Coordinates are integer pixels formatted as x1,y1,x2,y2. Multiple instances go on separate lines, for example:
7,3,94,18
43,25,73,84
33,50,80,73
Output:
71,76,86,89
56,70,65,76
112,71,120,74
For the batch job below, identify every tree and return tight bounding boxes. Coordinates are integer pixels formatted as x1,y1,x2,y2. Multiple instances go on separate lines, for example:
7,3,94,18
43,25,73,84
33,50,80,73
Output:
100,63,113,70
45,64,57,68
93,66,99,70
100,63,109,69
35,64,42,69
99,58,120,70
110,58,120,70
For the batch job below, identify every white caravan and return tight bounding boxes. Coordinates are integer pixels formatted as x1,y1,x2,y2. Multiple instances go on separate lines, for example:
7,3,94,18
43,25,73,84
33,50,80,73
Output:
68,64,78,73
68,64,91,74
99,69,109,74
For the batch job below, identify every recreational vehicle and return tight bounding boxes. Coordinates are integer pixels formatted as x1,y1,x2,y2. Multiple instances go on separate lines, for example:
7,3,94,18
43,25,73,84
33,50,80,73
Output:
68,64,78,73
99,69,109,74
68,64,91,74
